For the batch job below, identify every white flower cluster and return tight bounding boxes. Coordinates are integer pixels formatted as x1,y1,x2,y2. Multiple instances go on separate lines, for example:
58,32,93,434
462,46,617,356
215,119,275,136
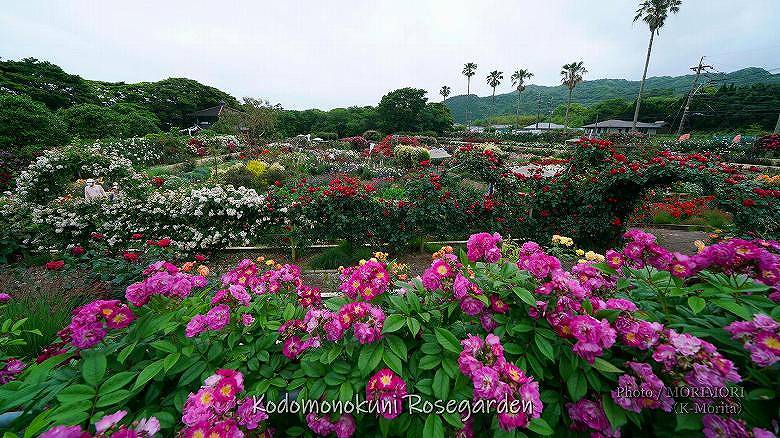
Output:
31,184,284,251
92,138,166,166
14,145,137,203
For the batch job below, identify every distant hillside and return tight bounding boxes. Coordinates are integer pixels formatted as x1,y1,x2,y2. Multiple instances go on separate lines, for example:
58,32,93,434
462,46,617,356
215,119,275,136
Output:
444,67,780,123
0,58,239,128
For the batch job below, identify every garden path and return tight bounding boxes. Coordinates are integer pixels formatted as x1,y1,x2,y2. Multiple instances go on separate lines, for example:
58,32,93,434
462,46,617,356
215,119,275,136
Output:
643,226,709,255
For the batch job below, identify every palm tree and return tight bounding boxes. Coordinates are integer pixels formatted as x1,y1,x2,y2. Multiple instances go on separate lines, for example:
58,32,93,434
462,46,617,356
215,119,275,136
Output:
462,63,477,123
486,70,504,113
439,85,451,103
632,0,682,130
510,69,534,122
560,61,587,128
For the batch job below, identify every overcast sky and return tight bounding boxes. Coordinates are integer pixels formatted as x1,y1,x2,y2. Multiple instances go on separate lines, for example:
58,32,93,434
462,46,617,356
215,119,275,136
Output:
2,0,779,110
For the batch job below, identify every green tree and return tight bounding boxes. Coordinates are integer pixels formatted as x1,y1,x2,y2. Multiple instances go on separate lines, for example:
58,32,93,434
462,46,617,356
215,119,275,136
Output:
0,94,69,151
59,103,160,139
462,63,477,123
439,85,451,102
0,58,98,109
486,70,504,114
510,69,534,120
560,61,588,128
631,0,682,130
377,88,429,133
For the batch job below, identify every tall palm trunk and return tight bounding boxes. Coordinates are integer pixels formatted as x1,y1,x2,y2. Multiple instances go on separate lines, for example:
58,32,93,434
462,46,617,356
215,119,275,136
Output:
492,88,496,113
632,30,655,130
516,90,521,119
466,78,471,124
564,87,573,128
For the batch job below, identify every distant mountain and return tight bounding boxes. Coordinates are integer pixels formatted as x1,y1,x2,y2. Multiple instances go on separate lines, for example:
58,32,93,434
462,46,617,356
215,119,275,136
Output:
444,67,780,123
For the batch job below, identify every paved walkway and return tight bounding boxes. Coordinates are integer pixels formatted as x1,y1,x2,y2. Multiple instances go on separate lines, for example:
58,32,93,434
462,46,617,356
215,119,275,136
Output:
643,227,709,255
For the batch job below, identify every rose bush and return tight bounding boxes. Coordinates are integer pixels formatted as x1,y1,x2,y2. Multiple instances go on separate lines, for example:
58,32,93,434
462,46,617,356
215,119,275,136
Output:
2,231,778,436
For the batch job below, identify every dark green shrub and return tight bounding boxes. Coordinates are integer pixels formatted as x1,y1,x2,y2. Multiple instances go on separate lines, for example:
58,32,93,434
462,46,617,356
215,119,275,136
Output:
0,94,69,152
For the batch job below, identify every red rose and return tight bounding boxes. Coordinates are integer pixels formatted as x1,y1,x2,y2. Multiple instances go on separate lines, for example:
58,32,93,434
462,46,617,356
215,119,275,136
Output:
91,232,105,240
157,239,171,248
742,199,755,207
45,260,65,270
131,233,144,240
194,254,207,262
71,245,85,256
123,252,140,262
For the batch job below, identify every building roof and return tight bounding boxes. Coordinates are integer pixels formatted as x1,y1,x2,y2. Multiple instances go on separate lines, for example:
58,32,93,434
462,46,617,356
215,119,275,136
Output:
490,124,512,129
522,122,565,130
582,119,665,128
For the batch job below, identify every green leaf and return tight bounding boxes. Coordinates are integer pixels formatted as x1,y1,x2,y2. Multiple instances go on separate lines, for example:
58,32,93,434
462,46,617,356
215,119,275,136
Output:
382,315,406,333
56,384,95,403
117,342,137,364
383,349,403,375
81,351,107,387
713,299,752,320
512,286,536,306
534,334,554,361
99,371,136,394
164,352,181,372
592,358,623,374
418,355,441,370
423,414,444,438
601,394,627,430
133,359,165,390
675,414,702,431
407,317,421,336
434,328,461,354
385,335,408,359
527,418,554,436
95,389,131,408
566,373,587,401
432,369,449,400
339,382,353,402
687,296,706,314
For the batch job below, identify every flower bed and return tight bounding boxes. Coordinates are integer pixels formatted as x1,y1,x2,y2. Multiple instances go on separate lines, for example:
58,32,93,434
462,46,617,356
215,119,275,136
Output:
1,230,778,436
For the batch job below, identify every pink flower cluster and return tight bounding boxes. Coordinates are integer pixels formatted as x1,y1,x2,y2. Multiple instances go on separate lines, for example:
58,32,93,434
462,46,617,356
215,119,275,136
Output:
339,260,391,300
125,261,207,307
421,253,460,291
566,398,620,438
567,315,617,364
305,413,356,438
186,304,231,338
40,410,159,438
620,230,780,297
278,303,386,360
250,262,321,307
452,273,506,332
256,263,303,295
611,362,673,413
652,331,742,401
221,259,260,289
365,368,407,419
61,300,135,349
466,232,502,263
725,314,780,367
181,369,269,437
458,334,542,431
0,358,25,384
702,414,775,438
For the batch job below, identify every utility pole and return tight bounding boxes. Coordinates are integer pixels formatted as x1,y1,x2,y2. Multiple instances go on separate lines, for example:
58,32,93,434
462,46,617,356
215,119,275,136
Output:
677,56,713,136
